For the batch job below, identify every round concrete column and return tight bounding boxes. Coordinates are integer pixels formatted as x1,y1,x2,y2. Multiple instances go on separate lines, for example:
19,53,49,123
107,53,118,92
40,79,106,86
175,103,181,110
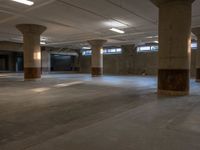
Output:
88,39,107,77
192,27,200,82
151,0,195,96
16,24,46,80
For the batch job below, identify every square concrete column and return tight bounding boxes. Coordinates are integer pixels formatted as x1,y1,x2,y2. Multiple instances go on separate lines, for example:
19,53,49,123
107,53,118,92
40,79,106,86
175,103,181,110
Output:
88,39,107,77
192,27,200,82
16,24,46,80
120,44,136,74
151,0,195,96
41,47,51,74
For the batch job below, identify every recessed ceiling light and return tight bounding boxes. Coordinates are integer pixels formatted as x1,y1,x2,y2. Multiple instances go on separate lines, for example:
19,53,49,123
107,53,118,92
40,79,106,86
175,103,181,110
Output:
11,0,34,6
109,28,125,34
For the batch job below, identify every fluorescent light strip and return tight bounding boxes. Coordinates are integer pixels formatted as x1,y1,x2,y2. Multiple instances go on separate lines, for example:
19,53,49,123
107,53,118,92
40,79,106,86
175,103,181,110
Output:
110,28,125,34
11,0,34,6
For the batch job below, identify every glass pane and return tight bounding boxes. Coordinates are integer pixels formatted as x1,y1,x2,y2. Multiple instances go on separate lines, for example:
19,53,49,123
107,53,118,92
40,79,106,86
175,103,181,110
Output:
191,43,197,49
151,45,159,51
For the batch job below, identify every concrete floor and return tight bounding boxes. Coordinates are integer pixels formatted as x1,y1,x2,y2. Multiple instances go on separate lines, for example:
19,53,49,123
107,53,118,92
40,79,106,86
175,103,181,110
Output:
0,73,200,150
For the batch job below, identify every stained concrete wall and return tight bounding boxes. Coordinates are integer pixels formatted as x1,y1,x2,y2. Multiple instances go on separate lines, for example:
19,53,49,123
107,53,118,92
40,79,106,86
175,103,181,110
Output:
80,49,197,77
0,41,22,52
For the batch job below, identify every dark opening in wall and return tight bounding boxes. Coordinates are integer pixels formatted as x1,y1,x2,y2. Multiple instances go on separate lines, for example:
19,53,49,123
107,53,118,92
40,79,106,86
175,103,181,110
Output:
0,55,9,71
15,53,24,72
51,54,75,71
0,51,23,72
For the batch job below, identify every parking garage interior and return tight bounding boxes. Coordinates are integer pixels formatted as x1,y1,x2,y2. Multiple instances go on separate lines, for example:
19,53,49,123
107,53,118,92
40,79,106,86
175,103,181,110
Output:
1,0,200,150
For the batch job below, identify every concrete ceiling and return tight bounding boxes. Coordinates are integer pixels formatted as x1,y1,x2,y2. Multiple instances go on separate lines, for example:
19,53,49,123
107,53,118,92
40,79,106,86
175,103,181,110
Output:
0,0,200,48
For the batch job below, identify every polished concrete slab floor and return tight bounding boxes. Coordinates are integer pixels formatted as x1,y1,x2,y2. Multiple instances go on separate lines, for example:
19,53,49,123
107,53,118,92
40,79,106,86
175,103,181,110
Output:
0,73,200,150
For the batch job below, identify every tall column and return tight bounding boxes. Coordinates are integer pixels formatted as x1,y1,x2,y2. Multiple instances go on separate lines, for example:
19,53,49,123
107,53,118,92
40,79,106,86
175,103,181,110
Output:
16,24,46,80
41,47,51,74
88,39,107,76
120,44,136,74
192,27,200,82
151,0,195,96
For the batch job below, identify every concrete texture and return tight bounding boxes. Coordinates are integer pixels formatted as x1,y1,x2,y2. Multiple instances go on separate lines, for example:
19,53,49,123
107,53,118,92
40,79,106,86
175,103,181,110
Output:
0,73,200,150
16,24,46,79
0,42,22,52
152,0,194,95
41,49,51,73
192,27,200,81
80,50,198,77
88,39,107,76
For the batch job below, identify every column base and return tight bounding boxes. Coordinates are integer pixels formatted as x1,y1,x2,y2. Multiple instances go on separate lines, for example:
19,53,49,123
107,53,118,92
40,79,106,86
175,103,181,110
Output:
24,78,41,81
91,67,103,77
24,67,41,80
158,69,189,96
196,68,200,82
158,90,189,96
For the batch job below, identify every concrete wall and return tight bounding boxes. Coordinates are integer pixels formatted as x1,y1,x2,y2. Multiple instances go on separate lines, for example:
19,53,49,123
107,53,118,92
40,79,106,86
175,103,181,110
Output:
0,41,22,52
80,49,197,77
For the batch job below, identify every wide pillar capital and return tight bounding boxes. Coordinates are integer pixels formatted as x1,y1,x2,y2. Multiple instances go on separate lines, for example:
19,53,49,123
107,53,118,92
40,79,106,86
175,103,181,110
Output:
88,39,107,48
192,27,200,37
151,0,195,7
16,24,46,35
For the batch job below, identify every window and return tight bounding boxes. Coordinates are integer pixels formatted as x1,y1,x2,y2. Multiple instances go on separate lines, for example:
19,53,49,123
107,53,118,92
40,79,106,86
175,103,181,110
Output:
82,50,92,56
137,46,153,52
82,48,122,56
191,42,197,49
151,45,159,51
137,42,197,53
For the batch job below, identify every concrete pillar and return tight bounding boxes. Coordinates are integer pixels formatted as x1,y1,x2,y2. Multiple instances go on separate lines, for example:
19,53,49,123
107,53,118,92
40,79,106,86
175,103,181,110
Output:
192,27,200,82
41,47,51,74
120,44,136,74
88,39,107,76
121,44,136,56
16,24,46,80
151,0,195,96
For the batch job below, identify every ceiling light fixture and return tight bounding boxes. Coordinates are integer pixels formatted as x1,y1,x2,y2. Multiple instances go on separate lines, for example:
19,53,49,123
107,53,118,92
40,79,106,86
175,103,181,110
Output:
110,28,125,34
11,0,34,6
